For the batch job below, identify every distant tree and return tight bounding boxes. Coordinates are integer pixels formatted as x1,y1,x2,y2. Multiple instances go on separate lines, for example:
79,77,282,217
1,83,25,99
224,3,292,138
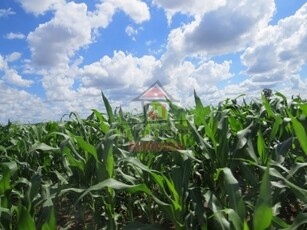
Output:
262,88,272,99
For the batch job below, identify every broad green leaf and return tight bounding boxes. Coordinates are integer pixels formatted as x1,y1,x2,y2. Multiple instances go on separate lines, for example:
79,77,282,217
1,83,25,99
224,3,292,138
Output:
272,216,289,228
163,176,181,210
76,178,152,203
0,162,17,194
92,109,110,133
29,174,41,204
101,134,115,178
286,162,307,180
17,206,36,230
187,119,211,159
205,191,230,230
194,90,203,109
41,207,56,230
223,209,242,230
273,137,293,163
29,142,59,152
269,115,282,142
190,187,207,227
268,167,307,203
290,115,307,155
221,168,246,219
236,122,253,150
243,220,249,230
75,136,98,161
275,91,287,105
262,94,275,117
299,104,307,115
253,167,272,230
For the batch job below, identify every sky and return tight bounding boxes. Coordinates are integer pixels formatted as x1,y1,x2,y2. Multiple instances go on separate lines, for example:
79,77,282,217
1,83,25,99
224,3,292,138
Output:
0,0,306,123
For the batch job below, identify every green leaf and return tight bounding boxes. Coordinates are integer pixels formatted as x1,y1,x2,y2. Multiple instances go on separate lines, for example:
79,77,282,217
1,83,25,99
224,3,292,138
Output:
236,123,253,150
272,216,289,228
76,178,152,203
299,104,307,115
243,220,249,230
75,136,98,161
190,187,207,227
253,167,272,230
290,115,307,155
269,115,282,142
205,191,230,229
223,209,242,230
261,94,275,117
282,213,307,230
17,206,36,230
92,109,110,133
102,134,115,178
101,91,114,124
41,207,56,230
194,90,203,108
222,168,246,220
268,167,307,203
257,130,266,164
29,142,59,152
0,162,17,194
273,137,293,163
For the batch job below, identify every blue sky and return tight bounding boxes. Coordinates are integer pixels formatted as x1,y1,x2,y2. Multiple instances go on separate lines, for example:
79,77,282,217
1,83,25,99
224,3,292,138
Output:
0,0,306,123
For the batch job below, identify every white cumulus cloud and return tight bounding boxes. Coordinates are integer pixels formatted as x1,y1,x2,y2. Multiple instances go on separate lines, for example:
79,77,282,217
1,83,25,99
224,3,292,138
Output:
4,69,34,87
241,3,307,85
80,51,159,91
0,54,33,88
27,2,92,67
166,0,276,56
16,0,64,15
153,0,226,23
27,0,150,67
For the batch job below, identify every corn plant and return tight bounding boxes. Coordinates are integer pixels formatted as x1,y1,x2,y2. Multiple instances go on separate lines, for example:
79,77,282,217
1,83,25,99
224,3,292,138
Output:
0,91,306,229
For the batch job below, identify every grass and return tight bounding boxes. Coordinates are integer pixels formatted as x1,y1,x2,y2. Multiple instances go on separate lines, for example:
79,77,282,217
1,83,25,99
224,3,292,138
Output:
0,91,307,229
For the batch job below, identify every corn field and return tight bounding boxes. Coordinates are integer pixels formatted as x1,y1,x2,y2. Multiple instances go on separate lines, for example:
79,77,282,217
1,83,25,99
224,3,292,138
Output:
0,91,307,229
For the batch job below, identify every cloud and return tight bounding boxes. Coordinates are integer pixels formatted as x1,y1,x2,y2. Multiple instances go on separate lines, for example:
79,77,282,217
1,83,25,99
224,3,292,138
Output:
16,0,64,15
27,2,92,67
125,25,138,40
159,59,232,103
0,54,33,87
0,8,15,17
4,32,26,39
5,0,305,124
6,52,22,62
80,51,159,92
3,69,34,87
0,55,4,69
241,3,307,84
110,0,150,24
0,83,47,123
0,81,84,124
89,0,150,28
152,0,226,23
27,0,150,67
166,0,276,56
